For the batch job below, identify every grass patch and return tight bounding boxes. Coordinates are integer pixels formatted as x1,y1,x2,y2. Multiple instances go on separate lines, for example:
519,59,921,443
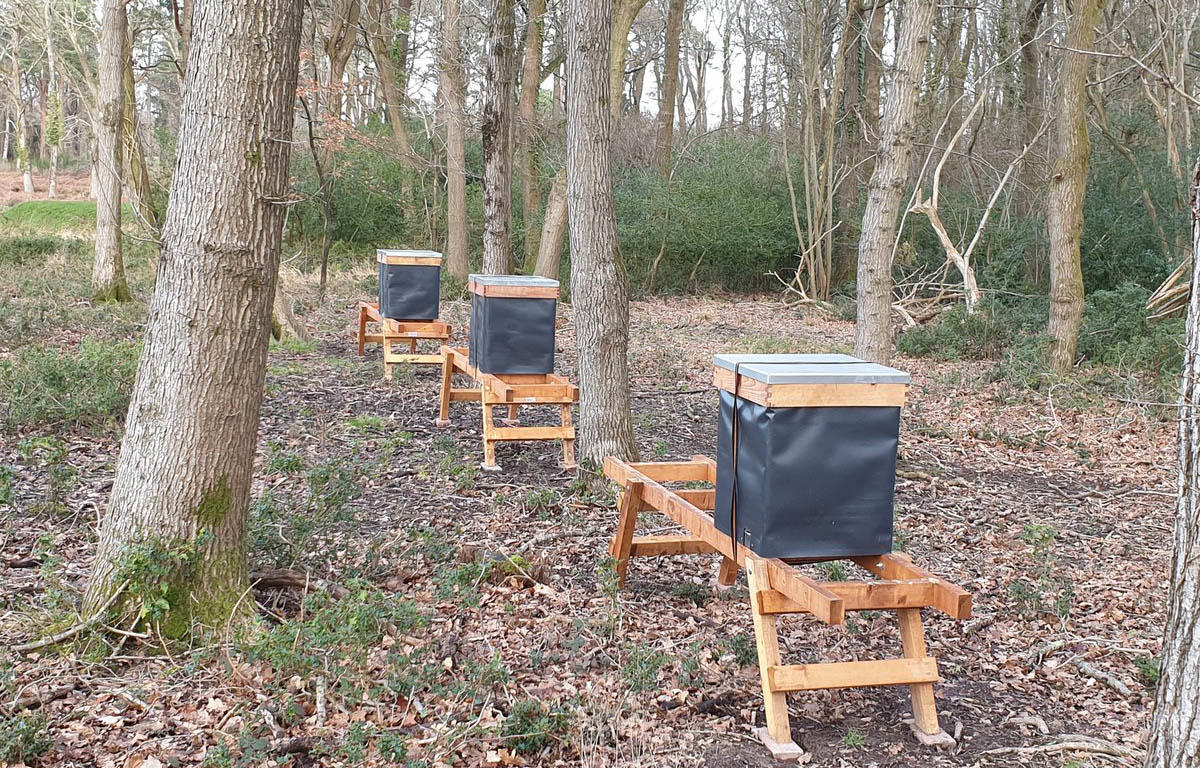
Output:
0,711,52,765
0,200,106,233
502,699,572,756
0,234,87,265
0,337,140,432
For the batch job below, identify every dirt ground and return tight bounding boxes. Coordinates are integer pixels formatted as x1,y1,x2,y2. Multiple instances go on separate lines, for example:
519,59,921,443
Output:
0,267,1172,767
0,168,92,207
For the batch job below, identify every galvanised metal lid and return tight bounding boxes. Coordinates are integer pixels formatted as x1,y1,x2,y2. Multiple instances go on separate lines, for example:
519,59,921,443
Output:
713,353,911,385
712,353,911,407
469,274,559,299
468,274,559,288
377,249,443,264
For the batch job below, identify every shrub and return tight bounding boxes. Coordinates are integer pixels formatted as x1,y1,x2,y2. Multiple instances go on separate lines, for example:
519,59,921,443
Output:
897,299,1046,361
0,235,84,265
502,699,571,755
1079,283,1184,387
0,338,140,432
0,712,52,765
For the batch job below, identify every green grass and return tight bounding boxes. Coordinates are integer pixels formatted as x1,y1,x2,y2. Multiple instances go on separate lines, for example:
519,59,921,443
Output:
0,201,100,233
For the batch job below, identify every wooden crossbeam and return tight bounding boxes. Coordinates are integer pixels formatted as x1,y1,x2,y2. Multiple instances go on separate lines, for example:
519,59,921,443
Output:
630,535,718,557
767,657,939,692
853,554,973,620
756,579,942,614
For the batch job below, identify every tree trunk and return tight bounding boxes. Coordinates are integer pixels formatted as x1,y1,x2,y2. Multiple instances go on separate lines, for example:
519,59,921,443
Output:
82,0,304,632
1046,0,1098,374
1145,157,1200,768
482,0,517,274
533,170,567,278
44,0,60,200
853,0,935,364
368,0,415,160
656,0,685,177
517,0,547,268
533,0,647,276
566,0,638,463
441,0,470,279
93,0,131,303
1019,0,1048,285
10,23,34,194
123,25,158,230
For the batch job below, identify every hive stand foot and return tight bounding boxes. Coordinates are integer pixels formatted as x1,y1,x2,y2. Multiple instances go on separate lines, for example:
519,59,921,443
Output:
753,727,806,762
480,462,503,473
433,419,451,428
906,719,956,748
717,556,739,587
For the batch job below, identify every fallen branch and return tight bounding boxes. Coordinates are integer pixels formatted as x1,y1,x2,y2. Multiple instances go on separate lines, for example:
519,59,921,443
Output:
1075,659,1134,698
250,569,349,599
12,581,128,653
1,682,76,714
982,733,1142,763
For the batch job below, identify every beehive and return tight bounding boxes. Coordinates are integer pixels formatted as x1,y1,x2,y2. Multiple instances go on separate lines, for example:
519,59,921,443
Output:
712,353,911,559
377,249,443,321
468,275,559,374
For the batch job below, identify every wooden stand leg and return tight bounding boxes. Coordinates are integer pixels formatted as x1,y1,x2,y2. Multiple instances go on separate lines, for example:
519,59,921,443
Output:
746,557,804,761
481,402,500,472
717,556,739,586
897,608,954,746
357,307,368,357
409,338,417,353
608,482,644,587
384,346,394,381
560,404,577,470
435,351,453,426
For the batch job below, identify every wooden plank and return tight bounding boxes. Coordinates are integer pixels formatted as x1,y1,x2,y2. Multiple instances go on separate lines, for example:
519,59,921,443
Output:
383,354,444,365
717,556,739,586
756,579,937,615
763,560,845,626
609,482,645,586
676,488,715,509
852,554,972,619
712,367,908,408
629,535,718,557
746,558,795,749
623,461,712,483
898,608,942,736
449,388,480,401
766,657,939,692
488,425,574,441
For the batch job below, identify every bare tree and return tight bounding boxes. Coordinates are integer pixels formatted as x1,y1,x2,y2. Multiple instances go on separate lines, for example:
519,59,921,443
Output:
656,0,686,176
482,0,517,274
854,0,935,364
92,0,130,303
1046,0,1100,374
517,0,547,266
566,0,637,463
1145,157,1200,768
82,0,304,629
441,0,469,279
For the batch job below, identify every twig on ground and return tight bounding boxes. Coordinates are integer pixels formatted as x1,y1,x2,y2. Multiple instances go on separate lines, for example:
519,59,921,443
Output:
982,733,1142,763
1075,659,1134,698
2,682,76,714
12,581,128,653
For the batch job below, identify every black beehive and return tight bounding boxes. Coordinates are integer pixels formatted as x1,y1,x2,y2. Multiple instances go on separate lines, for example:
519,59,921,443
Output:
468,275,559,375
377,249,442,321
712,354,911,560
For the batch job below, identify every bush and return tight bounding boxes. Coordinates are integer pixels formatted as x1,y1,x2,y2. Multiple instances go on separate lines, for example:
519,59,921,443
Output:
1079,283,1184,381
897,299,1047,361
0,712,52,765
502,700,571,756
0,338,140,432
0,235,85,265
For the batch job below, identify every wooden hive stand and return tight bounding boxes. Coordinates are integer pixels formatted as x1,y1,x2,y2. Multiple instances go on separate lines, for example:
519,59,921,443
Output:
603,455,972,761
355,301,451,380
435,345,578,472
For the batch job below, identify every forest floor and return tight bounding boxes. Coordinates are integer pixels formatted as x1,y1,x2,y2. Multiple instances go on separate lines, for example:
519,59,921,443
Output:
0,169,92,207
0,238,1175,767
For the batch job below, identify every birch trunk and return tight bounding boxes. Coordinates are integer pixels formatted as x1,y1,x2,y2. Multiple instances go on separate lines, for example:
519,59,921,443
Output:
82,0,304,632
441,0,469,279
1046,0,1098,374
11,22,33,194
517,0,546,267
93,0,130,303
45,0,60,199
566,0,637,463
1145,157,1200,768
482,0,517,274
854,0,933,364
656,0,685,177
533,170,567,278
